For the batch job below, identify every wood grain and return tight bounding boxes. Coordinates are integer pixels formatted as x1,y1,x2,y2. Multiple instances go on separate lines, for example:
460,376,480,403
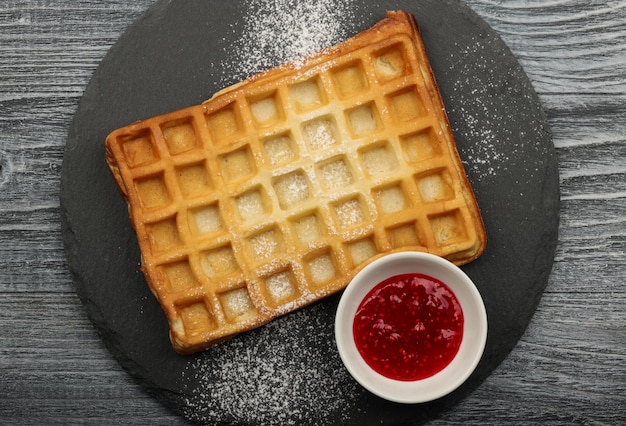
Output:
1,0,625,424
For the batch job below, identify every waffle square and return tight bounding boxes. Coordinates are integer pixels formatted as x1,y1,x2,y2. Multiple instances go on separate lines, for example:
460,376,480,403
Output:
105,10,486,354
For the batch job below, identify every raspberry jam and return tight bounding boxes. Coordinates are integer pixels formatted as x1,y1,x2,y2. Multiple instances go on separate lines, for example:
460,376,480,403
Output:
353,273,464,381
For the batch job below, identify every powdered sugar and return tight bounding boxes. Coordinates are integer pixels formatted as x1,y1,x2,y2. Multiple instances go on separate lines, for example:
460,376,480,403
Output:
228,0,358,81
442,37,528,183
181,304,361,425
456,100,508,179
182,1,363,423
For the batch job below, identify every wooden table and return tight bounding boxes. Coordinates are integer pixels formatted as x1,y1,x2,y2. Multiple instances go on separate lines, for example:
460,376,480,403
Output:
1,0,624,424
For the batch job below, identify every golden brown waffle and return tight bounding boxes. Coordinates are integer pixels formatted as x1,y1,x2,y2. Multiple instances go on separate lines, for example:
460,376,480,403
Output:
105,10,486,354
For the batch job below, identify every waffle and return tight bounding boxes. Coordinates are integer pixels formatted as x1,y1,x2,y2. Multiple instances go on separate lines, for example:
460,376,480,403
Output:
105,10,486,354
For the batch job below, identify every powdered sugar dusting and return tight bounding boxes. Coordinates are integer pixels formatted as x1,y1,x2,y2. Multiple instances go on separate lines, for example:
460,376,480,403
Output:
228,0,359,81
446,37,529,181
182,2,364,423
457,100,508,179
181,304,361,425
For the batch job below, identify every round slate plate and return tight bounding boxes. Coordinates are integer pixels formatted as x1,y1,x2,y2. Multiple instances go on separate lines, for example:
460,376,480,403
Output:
60,0,559,424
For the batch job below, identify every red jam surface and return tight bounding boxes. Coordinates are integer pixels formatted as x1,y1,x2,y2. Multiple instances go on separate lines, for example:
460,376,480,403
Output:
353,273,464,381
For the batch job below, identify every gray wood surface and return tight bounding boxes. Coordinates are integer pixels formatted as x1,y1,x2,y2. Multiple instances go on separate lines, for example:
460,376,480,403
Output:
1,0,625,424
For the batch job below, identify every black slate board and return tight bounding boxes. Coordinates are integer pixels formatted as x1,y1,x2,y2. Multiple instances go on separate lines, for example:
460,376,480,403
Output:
60,0,559,424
